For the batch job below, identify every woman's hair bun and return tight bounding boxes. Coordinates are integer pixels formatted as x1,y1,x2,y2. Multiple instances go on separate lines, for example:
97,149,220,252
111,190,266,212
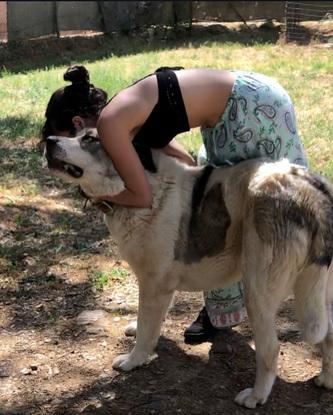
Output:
64,65,90,85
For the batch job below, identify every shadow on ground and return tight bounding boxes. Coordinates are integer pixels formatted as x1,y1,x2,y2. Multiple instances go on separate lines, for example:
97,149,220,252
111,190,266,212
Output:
0,23,282,74
0,195,111,336
3,332,330,415
1,189,331,414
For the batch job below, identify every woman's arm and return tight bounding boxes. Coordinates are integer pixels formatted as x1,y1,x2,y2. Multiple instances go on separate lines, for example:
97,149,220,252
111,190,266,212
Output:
96,96,153,208
161,138,196,166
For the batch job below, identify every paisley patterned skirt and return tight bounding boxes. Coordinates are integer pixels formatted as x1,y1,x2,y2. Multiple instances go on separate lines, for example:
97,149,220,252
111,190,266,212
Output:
201,70,308,168
199,70,308,328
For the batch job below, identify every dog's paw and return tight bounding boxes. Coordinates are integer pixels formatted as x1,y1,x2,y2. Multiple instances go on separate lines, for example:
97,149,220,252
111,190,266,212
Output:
235,388,266,409
124,321,137,337
315,371,333,389
112,352,147,371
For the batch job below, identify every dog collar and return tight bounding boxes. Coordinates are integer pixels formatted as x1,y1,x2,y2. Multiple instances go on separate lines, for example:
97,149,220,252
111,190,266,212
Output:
79,187,114,214
93,200,114,214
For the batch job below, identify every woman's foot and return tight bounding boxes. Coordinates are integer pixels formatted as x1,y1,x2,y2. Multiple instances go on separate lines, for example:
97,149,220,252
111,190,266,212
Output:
184,307,217,343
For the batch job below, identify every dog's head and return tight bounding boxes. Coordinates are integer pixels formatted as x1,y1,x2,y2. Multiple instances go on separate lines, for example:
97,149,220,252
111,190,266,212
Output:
44,128,125,197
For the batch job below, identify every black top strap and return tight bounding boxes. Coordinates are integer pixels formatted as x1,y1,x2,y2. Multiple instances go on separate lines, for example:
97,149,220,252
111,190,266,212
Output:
155,66,185,73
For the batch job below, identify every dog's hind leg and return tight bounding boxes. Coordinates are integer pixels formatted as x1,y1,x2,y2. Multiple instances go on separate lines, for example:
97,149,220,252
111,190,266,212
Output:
124,293,175,337
124,320,138,337
235,273,282,408
315,267,333,389
315,316,333,388
235,228,287,408
294,264,329,346
113,280,174,371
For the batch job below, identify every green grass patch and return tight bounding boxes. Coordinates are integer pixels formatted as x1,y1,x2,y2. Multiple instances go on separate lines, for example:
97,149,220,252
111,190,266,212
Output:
89,267,130,291
110,267,131,283
89,270,111,291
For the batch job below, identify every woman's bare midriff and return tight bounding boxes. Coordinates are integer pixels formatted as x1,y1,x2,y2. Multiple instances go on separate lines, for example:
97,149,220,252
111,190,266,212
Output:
174,68,235,128
123,68,236,137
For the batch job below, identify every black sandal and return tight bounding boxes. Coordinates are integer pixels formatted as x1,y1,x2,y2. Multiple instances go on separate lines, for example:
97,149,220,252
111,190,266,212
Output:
184,307,217,343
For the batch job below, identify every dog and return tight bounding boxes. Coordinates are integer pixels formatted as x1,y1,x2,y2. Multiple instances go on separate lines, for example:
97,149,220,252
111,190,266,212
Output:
44,129,333,408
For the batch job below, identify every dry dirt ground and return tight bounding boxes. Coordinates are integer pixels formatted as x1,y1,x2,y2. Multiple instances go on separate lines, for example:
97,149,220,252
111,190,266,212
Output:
1,140,333,415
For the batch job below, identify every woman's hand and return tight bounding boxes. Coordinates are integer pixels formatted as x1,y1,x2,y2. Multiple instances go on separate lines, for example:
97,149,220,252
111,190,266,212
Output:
161,139,197,166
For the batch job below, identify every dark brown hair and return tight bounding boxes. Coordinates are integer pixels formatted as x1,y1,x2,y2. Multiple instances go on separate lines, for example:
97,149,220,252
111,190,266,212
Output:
41,65,108,140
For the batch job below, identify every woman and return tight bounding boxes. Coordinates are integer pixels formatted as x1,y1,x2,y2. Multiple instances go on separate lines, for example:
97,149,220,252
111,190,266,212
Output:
41,65,308,341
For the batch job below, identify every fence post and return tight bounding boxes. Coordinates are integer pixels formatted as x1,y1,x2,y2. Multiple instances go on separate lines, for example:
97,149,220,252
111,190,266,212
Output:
53,1,60,38
172,1,178,30
188,1,192,32
97,1,106,34
172,1,193,32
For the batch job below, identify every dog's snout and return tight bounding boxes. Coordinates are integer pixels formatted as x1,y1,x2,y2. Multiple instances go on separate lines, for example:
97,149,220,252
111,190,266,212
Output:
46,136,59,143
45,136,63,161
46,136,60,154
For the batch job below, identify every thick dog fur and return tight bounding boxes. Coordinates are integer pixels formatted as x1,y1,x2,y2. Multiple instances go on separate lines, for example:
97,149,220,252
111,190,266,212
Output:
45,130,333,408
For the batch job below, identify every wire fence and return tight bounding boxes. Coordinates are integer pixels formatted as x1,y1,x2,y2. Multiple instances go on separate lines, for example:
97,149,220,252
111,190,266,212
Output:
2,1,333,45
0,1,286,43
285,1,333,43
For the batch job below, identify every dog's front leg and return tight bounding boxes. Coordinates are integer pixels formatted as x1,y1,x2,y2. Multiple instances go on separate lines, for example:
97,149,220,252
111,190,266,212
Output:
113,282,174,371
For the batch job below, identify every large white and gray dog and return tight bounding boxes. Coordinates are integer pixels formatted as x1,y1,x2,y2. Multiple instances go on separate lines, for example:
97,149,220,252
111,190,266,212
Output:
44,129,333,408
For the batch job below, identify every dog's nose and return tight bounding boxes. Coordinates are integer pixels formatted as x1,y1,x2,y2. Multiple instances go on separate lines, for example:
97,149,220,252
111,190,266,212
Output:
46,136,59,152
46,136,59,143
45,136,60,157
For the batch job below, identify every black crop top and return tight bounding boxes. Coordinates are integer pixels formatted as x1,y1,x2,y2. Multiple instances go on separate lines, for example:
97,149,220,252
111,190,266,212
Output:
104,67,190,172
132,67,190,171
133,67,190,148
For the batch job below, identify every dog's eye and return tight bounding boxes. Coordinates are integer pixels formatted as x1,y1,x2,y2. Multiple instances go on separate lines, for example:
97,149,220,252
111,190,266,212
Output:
81,135,98,143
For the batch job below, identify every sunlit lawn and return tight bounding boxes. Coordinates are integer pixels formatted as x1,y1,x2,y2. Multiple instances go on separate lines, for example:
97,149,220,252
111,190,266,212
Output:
1,38,333,200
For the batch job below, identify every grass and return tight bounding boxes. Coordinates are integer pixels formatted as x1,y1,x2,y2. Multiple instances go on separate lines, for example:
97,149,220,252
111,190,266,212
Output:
89,267,130,290
0,36,332,185
89,270,111,291
1,37,331,289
